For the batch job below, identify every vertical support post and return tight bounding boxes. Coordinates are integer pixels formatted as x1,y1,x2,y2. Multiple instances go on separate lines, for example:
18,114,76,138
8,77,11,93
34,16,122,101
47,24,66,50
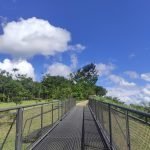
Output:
61,101,63,118
95,100,97,119
15,108,23,150
41,105,43,130
58,101,59,120
52,103,53,125
101,104,104,128
65,101,66,114
69,99,71,110
108,104,112,150
126,110,131,150
94,100,96,118
81,107,84,150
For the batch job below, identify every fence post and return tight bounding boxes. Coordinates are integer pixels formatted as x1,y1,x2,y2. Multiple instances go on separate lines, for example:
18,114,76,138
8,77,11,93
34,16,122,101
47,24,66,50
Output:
41,105,43,130
65,101,66,114
95,100,97,119
52,103,53,125
94,100,96,115
15,108,23,150
101,103,104,128
58,101,59,120
61,101,63,118
108,104,112,150
126,110,131,150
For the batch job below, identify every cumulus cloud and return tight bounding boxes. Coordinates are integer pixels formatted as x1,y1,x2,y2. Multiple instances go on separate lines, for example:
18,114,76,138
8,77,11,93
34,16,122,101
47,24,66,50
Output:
105,74,150,105
46,62,72,78
142,84,150,96
107,85,150,105
108,74,136,87
124,71,139,79
0,59,35,80
0,17,72,58
141,73,150,82
96,63,115,77
107,87,140,104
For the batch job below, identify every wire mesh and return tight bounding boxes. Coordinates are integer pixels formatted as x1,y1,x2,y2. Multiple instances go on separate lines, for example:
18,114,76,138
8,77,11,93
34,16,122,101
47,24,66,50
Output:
0,99,76,150
0,110,16,150
129,116,150,150
89,99,150,150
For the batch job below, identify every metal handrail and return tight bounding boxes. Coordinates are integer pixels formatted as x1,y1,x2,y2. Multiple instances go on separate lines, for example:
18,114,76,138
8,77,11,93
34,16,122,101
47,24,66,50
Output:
0,100,59,112
95,100,150,117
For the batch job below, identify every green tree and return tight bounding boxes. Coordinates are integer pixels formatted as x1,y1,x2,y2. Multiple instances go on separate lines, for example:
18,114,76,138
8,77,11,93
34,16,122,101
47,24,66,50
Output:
70,63,98,85
95,86,107,96
70,63,98,100
41,75,72,99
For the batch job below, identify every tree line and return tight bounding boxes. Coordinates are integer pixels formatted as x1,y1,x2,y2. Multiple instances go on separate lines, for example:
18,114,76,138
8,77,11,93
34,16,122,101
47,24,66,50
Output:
0,63,107,104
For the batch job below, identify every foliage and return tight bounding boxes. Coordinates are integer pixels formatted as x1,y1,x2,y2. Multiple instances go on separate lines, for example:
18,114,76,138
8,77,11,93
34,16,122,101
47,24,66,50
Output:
0,63,108,104
70,63,98,85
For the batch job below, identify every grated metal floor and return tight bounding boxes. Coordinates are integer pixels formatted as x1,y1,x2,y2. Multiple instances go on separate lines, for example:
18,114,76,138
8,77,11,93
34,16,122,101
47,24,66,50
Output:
32,106,109,150
33,106,83,150
84,107,109,150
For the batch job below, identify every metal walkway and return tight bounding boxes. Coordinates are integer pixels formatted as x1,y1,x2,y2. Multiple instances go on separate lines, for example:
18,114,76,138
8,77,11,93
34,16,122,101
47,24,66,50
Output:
83,107,108,150
31,106,109,150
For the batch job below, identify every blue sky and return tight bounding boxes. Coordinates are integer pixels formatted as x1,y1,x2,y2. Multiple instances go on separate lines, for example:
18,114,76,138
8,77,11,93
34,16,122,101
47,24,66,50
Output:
0,0,150,105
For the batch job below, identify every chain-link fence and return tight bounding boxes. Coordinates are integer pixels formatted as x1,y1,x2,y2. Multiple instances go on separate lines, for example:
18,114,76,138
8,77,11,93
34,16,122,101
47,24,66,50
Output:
0,99,76,150
89,99,150,150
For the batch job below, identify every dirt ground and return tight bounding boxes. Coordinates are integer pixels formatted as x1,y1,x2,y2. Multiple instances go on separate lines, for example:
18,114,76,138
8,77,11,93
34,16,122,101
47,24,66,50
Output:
76,100,88,106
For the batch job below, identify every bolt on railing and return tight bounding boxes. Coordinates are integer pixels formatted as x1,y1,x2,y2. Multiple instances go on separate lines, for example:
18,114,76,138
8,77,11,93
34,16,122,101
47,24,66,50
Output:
89,99,150,150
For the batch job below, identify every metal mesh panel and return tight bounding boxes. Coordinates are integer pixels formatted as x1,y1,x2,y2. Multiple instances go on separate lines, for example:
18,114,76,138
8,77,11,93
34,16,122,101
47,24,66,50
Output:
43,104,52,127
111,109,127,150
129,117,150,150
101,104,110,137
23,106,42,148
89,99,150,150
0,110,16,150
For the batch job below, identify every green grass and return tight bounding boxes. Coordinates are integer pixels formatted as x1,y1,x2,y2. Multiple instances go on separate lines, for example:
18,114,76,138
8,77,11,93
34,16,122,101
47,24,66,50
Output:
0,100,51,109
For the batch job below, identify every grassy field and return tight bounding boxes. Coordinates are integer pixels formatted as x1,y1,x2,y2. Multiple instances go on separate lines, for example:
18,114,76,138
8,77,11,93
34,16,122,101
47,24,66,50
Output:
0,100,51,109
0,101,62,150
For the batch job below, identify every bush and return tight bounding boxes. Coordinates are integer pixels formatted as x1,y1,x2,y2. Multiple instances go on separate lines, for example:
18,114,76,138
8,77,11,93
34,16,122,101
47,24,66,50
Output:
0,93,7,102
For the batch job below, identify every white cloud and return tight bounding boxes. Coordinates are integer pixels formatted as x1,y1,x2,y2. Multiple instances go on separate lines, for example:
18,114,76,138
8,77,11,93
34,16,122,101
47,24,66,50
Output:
124,71,139,79
107,85,150,105
0,59,35,80
46,62,72,78
68,44,86,52
96,63,115,77
70,54,78,69
141,73,150,82
108,74,136,87
104,74,150,105
142,84,150,96
107,87,140,104
0,17,71,58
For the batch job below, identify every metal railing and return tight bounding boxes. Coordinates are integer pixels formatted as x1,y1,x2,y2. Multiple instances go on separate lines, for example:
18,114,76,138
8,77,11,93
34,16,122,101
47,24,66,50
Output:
89,99,150,150
0,99,76,150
